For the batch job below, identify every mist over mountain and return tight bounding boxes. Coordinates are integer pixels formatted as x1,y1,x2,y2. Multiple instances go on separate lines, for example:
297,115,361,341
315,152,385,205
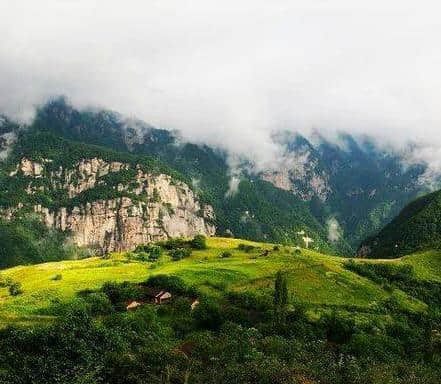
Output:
1,98,435,255
2,1,441,185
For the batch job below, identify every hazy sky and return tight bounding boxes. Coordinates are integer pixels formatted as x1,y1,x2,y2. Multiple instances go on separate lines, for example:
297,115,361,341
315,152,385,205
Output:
1,1,441,171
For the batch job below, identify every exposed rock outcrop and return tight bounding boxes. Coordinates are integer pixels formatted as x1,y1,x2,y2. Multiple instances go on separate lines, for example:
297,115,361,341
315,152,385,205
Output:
3,157,215,254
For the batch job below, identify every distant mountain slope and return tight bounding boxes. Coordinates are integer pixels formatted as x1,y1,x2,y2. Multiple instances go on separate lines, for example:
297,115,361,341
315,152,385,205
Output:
0,109,340,256
24,99,344,254
2,98,433,255
358,189,441,258
264,132,427,247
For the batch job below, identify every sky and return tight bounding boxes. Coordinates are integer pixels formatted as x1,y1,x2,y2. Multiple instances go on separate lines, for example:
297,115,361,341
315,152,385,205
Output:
1,1,441,172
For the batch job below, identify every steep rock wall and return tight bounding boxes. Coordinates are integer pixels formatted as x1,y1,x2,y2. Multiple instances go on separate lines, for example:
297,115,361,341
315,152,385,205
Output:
3,157,215,253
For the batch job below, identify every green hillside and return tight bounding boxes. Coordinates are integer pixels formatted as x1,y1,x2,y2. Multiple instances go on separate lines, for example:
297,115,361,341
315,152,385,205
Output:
359,189,441,258
0,237,440,383
0,237,434,325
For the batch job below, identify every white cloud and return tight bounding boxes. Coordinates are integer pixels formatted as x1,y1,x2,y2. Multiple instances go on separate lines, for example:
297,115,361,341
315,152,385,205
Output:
327,217,342,242
1,1,441,173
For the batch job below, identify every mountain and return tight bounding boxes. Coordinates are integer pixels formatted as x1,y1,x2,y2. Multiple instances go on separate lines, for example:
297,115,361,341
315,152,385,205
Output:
358,189,441,258
0,128,215,260
262,132,428,247
1,99,341,254
0,99,434,256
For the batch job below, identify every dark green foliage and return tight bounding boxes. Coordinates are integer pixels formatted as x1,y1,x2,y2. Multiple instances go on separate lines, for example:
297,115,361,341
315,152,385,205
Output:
360,189,441,258
83,293,113,316
192,297,224,330
0,278,440,384
156,237,189,250
191,234,207,249
8,282,22,296
227,291,273,312
274,271,289,326
169,247,192,261
101,281,141,309
320,312,356,344
344,260,415,284
237,243,258,252
156,236,207,253
0,215,81,269
144,274,198,296
133,244,162,261
345,260,441,306
220,251,232,258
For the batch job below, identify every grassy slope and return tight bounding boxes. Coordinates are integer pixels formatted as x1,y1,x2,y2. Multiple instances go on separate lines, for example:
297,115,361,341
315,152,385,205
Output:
0,237,434,326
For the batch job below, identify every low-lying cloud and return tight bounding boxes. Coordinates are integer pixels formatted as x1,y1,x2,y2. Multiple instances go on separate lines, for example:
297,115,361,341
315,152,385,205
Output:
1,1,441,175
327,217,342,243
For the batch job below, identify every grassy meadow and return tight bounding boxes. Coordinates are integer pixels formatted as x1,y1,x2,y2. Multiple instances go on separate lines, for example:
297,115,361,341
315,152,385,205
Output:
0,237,436,326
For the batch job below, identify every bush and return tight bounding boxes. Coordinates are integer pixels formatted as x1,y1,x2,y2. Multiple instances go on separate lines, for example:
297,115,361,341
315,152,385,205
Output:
321,312,356,344
51,274,62,281
237,243,257,253
144,274,198,296
192,298,224,330
84,292,113,316
134,244,163,261
169,248,192,261
8,282,23,296
156,237,188,250
191,234,207,250
220,251,232,258
101,281,141,308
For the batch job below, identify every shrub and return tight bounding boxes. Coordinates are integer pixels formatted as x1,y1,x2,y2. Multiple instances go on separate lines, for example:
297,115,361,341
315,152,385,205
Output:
169,248,192,261
84,292,113,316
51,274,62,281
8,282,23,296
273,245,280,251
191,234,207,249
144,274,198,296
321,312,356,344
227,291,272,312
237,243,257,253
134,244,163,261
192,298,224,330
220,251,232,258
101,281,141,308
156,237,188,250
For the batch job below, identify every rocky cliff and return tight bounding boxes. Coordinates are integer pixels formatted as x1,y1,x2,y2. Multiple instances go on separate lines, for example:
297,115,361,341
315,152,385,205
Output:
1,157,215,253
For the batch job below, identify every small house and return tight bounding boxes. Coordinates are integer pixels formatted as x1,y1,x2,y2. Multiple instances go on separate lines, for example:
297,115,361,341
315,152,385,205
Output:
154,290,172,304
126,300,142,311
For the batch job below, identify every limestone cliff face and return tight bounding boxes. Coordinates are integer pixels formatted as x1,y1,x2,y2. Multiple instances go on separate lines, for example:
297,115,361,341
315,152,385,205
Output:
261,150,331,202
4,157,215,253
